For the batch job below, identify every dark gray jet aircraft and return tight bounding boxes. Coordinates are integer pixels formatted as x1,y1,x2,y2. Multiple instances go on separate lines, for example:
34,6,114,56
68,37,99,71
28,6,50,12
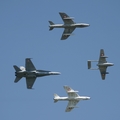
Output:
13,58,61,89
49,12,90,40
88,49,114,80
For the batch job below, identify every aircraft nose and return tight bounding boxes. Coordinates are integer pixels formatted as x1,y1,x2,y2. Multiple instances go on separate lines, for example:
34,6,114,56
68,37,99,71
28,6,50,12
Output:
110,63,114,66
87,97,91,100
55,72,61,75
49,72,61,75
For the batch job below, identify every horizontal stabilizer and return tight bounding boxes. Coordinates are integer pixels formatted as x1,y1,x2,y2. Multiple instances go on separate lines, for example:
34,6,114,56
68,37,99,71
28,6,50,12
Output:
54,93,60,98
49,27,54,31
14,77,22,83
54,100,58,103
49,21,54,25
13,65,21,72
54,94,59,103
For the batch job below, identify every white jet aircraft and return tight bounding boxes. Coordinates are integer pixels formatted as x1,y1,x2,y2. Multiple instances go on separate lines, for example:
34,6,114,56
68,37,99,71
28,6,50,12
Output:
54,86,90,112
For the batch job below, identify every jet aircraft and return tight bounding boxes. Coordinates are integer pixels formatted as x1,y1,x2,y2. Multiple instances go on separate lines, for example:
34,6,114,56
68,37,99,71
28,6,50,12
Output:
13,58,61,89
49,12,90,40
54,86,90,112
87,49,114,80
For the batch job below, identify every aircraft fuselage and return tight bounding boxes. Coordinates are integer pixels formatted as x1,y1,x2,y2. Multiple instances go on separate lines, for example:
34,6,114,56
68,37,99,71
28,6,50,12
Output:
97,62,114,67
54,96,90,101
15,70,60,78
50,23,90,28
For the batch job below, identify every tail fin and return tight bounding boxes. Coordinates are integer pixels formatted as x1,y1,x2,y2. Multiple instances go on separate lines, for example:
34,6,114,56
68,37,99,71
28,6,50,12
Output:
49,21,54,30
87,60,99,70
13,65,21,72
87,61,91,69
54,94,60,103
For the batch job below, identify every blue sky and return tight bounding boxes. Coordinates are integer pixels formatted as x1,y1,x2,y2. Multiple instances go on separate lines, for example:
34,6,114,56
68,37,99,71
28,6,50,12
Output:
0,0,120,120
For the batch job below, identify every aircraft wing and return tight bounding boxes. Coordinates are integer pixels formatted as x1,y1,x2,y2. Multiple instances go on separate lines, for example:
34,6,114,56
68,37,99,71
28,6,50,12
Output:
25,58,36,71
99,66,107,80
64,86,79,97
61,28,75,40
65,100,79,112
26,77,36,89
59,12,74,24
99,49,107,63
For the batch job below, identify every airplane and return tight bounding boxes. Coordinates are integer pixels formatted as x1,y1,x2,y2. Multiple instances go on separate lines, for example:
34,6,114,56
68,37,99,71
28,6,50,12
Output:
13,58,61,89
54,86,90,112
49,12,90,40
87,49,114,80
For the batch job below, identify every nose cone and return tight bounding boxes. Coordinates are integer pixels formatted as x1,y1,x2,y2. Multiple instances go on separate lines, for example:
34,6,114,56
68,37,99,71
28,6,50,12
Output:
84,23,90,27
109,63,114,66
49,72,61,75
112,63,114,66
88,24,90,26
87,97,91,100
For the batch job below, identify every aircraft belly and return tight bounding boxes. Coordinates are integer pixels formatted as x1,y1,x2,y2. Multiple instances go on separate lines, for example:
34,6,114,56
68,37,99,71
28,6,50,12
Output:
98,64,108,66
26,74,36,78
53,25,65,28
68,98,79,101
37,74,50,77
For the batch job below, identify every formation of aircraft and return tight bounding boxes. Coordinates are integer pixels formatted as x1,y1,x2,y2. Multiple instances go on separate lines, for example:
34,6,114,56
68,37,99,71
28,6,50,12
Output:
13,58,61,89
87,49,114,80
54,86,90,112
12,12,114,112
49,12,90,40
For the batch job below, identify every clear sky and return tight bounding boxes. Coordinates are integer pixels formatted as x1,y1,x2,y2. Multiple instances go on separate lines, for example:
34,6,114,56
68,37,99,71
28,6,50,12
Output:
0,0,120,120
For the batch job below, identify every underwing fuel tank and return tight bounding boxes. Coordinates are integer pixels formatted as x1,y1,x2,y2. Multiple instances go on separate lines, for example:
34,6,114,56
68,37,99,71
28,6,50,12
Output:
87,61,91,69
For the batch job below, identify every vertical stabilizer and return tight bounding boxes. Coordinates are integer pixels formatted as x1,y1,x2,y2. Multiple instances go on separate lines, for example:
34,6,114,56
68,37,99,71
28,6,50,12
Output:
87,61,91,69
